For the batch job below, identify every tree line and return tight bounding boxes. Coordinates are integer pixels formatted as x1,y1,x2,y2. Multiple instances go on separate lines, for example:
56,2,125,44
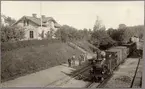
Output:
1,15,144,50
55,16,144,50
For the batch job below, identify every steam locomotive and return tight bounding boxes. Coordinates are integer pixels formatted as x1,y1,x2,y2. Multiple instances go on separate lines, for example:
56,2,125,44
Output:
89,42,137,82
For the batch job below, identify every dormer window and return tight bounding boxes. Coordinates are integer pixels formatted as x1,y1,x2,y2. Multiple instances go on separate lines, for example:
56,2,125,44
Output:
24,20,26,26
27,20,29,26
24,19,29,26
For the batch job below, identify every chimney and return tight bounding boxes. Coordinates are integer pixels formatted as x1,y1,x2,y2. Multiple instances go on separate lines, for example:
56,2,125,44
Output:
41,15,45,19
32,13,37,18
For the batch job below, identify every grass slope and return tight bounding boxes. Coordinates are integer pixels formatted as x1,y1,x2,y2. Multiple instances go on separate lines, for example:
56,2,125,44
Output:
1,42,82,82
71,40,99,53
2,40,97,82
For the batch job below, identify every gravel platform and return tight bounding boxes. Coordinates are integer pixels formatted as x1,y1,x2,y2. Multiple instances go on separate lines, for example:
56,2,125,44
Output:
104,58,142,88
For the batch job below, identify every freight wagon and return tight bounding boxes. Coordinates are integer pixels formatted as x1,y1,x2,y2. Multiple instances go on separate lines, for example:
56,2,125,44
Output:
89,42,136,81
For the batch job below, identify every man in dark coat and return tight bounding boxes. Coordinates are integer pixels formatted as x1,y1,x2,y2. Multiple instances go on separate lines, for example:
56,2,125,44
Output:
68,58,71,67
78,55,83,66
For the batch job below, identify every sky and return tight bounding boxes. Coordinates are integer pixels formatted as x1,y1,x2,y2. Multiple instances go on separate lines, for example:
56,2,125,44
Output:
1,1,144,30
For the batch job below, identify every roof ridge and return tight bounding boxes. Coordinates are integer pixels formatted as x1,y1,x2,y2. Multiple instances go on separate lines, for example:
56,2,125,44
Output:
12,15,61,27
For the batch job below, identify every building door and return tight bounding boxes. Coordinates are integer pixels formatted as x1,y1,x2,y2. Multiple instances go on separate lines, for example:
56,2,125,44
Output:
30,31,34,38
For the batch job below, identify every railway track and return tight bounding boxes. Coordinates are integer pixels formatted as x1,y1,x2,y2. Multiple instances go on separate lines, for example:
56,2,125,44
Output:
86,57,142,88
45,65,91,87
130,57,141,88
85,74,113,88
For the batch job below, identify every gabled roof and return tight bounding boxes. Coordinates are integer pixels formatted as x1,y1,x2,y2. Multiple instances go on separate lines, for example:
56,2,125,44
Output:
12,15,61,28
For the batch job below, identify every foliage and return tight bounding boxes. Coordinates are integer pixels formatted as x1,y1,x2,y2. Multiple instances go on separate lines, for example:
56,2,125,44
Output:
118,24,126,29
91,16,116,49
5,16,16,26
107,25,144,44
91,29,116,49
1,14,16,26
1,25,25,42
1,39,61,52
93,16,103,31
55,25,91,42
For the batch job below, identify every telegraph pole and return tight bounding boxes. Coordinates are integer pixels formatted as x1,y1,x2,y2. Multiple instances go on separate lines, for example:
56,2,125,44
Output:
40,1,42,28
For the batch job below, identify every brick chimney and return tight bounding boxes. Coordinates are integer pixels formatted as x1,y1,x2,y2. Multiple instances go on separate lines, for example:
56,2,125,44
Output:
32,13,37,18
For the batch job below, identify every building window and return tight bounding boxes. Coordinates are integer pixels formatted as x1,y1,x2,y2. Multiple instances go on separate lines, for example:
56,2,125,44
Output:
30,31,34,38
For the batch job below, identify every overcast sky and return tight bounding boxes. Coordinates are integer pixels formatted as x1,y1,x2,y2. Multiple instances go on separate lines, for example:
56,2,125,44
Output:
1,1,144,30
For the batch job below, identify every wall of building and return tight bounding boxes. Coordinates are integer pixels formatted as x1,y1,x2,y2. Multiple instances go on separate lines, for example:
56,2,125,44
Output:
16,19,59,40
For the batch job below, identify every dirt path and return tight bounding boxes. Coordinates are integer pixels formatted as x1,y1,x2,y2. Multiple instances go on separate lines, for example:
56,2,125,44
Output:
1,65,76,87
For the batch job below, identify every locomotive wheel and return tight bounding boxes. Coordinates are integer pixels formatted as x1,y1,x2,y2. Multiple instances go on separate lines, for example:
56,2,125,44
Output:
97,77,102,82
97,77,104,82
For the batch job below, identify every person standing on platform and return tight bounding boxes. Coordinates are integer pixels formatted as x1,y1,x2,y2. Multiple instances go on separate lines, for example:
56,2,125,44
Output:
78,55,82,66
72,55,76,66
68,58,71,67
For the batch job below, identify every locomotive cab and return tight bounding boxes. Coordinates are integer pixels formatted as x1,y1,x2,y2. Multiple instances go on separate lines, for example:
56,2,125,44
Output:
89,51,118,82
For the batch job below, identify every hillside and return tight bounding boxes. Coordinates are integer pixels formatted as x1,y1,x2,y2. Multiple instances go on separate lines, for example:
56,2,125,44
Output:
1,42,82,82
71,40,100,53
1,40,97,82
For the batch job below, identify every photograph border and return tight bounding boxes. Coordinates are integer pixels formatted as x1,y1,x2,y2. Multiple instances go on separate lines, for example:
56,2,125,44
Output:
0,0,144,89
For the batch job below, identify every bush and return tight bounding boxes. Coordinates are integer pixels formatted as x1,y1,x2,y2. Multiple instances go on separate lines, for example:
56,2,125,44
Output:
1,25,25,42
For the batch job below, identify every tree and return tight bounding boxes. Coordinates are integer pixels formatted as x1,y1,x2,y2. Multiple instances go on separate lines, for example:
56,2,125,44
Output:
55,25,91,42
1,25,25,42
1,14,16,26
107,28,114,36
91,17,116,49
99,26,106,30
118,24,126,29
91,29,116,49
55,25,70,42
107,25,144,45
93,16,103,31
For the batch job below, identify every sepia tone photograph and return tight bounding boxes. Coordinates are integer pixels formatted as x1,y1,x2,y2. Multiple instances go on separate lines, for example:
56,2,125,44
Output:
1,1,144,88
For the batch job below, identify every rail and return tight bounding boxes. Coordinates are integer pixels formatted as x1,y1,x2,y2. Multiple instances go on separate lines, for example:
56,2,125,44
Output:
45,65,91,87
130,57,141,88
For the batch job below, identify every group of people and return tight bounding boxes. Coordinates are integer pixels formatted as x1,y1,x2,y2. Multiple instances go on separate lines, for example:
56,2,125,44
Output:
68,53,87,67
